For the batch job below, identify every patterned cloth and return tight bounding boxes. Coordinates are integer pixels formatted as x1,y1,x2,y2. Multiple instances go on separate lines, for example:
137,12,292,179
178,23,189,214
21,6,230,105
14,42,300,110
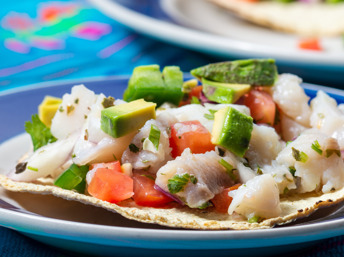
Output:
0,0,344,256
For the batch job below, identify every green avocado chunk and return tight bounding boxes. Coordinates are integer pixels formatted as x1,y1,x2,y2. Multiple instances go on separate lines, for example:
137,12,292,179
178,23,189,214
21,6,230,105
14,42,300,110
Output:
101,99,156,138
202,78,251,104
211,106,253,157
123,65,183,106
191,59,278,86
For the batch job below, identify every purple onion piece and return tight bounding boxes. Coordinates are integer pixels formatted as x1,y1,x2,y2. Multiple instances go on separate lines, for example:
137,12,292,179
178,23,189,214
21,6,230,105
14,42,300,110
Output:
154,184,185,206
199,91,217,105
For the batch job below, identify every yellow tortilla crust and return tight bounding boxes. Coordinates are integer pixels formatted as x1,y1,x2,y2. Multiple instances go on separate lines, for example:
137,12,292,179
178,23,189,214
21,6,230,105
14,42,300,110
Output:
210,0,344,37
1,174,344,230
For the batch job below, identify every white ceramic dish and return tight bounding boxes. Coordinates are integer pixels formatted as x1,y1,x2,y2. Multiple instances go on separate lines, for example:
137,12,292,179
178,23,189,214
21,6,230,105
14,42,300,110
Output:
1,77,344,256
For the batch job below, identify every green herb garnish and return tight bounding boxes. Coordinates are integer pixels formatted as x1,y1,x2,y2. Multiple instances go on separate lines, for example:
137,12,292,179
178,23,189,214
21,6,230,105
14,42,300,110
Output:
129,143,140,153
102,96,115,108
292,147,308,163
326,149,341,158
248,216,261,223
148,124,161,151
25,114,57,151
289,166,296,177
219,158,237,181
167,173,196,194
190,96,201,104
204,109,217,120
27,166,38,172
311,140,323,155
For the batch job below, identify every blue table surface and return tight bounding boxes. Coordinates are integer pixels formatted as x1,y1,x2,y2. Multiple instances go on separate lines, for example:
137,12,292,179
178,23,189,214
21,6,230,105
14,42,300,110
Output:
1,0,344,256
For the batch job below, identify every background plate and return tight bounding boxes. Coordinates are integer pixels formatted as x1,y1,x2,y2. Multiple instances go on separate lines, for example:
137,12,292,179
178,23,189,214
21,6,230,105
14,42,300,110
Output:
2,77,344,256
87,0,344,88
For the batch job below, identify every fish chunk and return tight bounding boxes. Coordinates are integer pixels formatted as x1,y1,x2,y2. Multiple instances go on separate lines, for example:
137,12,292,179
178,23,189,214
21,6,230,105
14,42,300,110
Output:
121,119,172,174
276,129,344,193
155,149,235,208
50,85,97,140
272,74,311,127
228,174,281,219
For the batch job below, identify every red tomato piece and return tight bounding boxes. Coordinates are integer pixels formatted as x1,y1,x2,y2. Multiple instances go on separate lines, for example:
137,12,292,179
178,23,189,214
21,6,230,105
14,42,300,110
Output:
298,38,322,51
169,120,215,158
88,167,133,203
211,184,241,213
243,89,276,125
179,86,203,106
132,173,173,207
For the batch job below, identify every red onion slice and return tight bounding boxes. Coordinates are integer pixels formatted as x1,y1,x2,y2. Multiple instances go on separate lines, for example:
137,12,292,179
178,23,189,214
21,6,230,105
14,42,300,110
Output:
154,184,185,206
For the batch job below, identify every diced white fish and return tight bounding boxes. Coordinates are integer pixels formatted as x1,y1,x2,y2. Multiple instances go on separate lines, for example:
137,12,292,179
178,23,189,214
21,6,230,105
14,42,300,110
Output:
276,129,344,193
310,90,344,149
245,124,284,169
8,134,78,182
158,103,250,132
121,119,172,174
280,113,308,142
261,161,297,194
72,94,135,165
236,162,256,183
50,85,97,140
272,74,311,127
228,174,281,219
155,149,235,208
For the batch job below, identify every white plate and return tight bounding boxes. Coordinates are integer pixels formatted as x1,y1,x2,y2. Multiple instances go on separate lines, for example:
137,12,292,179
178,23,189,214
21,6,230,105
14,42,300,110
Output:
1,77,344,256
87,0,344,65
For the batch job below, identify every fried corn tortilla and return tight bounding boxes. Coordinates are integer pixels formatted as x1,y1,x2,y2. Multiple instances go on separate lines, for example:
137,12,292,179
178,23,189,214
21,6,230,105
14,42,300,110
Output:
210,0,344,37
1,174,344,230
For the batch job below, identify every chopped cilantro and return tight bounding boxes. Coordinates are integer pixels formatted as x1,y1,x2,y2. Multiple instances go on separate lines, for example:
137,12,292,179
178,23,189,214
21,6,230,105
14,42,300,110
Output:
204,109,217,120
58,106,64,112
190,96,201,104
326,149,341,158
289,166,296,177
129,143,140,153
25,114,57,151
198,201,212,210
256,166,263,175
283,187,289,194
148,124,161,151
74,98,79,104
292,147,308,163
141,174,155,180
219,159,237,181
248,216,261,223
167,173,196,194
317,113,325,119
311,140,323,155
190,175,198,184
102,96,115,108
27,166,38,172
15,162,27,174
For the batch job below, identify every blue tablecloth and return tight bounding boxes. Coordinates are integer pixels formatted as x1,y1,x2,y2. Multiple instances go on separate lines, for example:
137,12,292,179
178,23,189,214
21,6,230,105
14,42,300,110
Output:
1,1,344,256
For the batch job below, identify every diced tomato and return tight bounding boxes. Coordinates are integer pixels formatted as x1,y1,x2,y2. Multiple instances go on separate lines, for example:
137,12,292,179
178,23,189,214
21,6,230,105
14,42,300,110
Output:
298,38,322,51
88,162,134,203
169,120,215,158
211,184,241,213
179,86,203,106
243,89,276,125
132,173,174,207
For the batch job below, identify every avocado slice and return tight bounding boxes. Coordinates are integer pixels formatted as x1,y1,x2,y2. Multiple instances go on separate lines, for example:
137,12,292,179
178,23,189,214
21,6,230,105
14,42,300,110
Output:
101,99,156,138
123,65,184,106
38,96,62,127
202,78,251,104
211,106,253,157
191,59,278,86
124,65,165,105
162,66,184,105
